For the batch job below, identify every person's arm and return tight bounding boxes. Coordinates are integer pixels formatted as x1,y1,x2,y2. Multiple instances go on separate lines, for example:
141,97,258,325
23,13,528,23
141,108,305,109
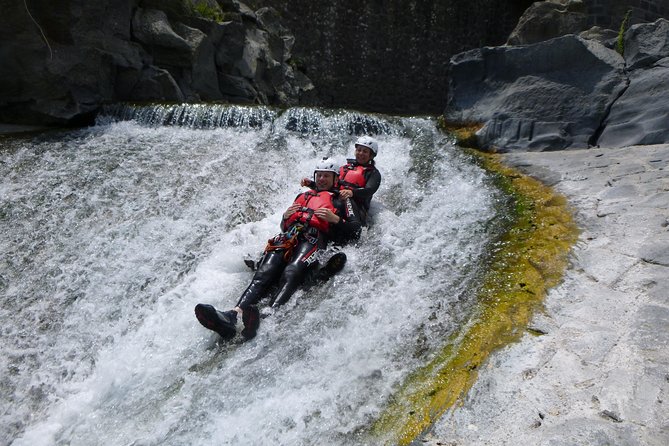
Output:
300,178,316,189
329,197,362,242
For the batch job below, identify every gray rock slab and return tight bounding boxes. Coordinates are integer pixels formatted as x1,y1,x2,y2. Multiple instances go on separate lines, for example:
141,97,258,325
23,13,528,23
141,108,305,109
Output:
639,237,669,266
429,144,669,446
446,19,669,153
597,62,669,148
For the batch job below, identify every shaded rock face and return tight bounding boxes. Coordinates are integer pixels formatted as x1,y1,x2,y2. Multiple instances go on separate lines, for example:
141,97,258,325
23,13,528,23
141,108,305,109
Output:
446,18,669,151
245,0,534,115
598,19,669,147
0,1,136,125
0,0,314,126
446,35,626,151
507,0,589,46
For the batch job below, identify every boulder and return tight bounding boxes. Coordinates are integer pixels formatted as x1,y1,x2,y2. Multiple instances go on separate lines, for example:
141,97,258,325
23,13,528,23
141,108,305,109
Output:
507,0,589,46
218,73,258,102
446,35,626,151
127,66,185,102
597,20,669,148
579,26,619,49
623,18,669,70
132,9,204,67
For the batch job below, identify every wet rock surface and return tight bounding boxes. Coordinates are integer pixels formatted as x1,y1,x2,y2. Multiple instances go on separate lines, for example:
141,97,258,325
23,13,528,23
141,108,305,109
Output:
429,144,669,446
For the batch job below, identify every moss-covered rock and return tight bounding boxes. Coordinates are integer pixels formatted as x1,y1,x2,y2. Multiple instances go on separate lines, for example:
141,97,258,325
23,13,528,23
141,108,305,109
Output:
371,144,578,445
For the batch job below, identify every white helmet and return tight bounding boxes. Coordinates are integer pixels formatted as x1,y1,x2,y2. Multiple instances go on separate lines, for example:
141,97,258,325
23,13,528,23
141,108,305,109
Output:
354,136,379,155
314,158,338,175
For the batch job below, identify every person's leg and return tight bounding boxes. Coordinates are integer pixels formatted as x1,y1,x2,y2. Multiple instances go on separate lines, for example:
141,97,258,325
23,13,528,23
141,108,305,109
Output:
270,239,319,307
236,250,286,310
195,250,286,340
234,250,287,339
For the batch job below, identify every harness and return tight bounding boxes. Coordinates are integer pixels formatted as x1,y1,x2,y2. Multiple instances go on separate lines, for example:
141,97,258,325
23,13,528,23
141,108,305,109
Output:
264,223,304,261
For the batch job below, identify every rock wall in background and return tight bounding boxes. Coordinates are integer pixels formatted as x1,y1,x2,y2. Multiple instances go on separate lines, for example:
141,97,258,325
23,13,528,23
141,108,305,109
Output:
3,0,669,130
0,0,314,126
246,0,534,115
584,0,669,29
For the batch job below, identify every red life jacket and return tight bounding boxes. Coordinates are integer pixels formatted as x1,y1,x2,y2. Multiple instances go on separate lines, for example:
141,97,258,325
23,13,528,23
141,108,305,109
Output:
339,163,372,189
284,190,338,233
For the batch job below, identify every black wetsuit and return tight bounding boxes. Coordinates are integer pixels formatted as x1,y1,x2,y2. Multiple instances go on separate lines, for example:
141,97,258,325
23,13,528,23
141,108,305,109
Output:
235,190,361,310
339,159,382,219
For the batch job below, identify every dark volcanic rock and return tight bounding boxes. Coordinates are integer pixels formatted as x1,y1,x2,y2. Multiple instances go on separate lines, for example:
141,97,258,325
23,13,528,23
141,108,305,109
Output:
597,19,669,148
623,18,669,70
446,17,669,152
0,0,313,126
507,0,589,46
446,35,626,151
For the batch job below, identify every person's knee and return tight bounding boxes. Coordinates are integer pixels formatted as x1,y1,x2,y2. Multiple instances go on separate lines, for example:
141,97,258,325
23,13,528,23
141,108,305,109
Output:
254,253,285,282
281,262,303,282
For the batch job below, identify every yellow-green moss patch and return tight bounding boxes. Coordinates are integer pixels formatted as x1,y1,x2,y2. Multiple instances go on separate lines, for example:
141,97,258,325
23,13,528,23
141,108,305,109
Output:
372,149,579,445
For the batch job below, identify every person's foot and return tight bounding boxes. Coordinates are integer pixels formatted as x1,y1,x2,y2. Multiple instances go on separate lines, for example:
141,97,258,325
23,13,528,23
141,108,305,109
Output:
194,304,237,340
241,305,260,340
316,252,347,281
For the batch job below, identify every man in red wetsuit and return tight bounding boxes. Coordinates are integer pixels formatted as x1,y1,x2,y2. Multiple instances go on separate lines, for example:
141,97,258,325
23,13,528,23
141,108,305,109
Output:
195,159,361,340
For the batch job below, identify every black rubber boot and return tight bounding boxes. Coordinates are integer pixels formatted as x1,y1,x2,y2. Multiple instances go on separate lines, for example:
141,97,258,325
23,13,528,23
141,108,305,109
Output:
316,252,347,281
194,304,237,340
241,305,260,340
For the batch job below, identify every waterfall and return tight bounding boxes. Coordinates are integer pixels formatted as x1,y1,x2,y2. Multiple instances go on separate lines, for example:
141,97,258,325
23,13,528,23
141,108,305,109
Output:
1,104,507,445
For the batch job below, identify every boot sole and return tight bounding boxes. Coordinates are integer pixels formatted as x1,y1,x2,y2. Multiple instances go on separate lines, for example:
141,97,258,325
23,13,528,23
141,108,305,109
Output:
195,304,236,340
317,252,347,280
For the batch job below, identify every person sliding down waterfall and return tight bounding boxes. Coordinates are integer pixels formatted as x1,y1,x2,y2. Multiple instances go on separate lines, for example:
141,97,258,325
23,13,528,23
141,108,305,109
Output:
301,135,381,226
195,159,362,340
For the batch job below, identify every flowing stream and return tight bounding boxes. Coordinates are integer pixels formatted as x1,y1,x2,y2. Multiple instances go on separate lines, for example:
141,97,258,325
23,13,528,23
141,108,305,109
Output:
1,105,509,445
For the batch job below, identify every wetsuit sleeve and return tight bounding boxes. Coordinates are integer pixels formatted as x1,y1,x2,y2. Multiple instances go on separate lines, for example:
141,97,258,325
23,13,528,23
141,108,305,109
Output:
304,180,316,190
331,197,362,243
351,168,381,203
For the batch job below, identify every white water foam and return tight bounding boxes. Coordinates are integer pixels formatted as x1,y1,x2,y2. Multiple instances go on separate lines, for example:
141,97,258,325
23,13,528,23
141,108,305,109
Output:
1,107,504,445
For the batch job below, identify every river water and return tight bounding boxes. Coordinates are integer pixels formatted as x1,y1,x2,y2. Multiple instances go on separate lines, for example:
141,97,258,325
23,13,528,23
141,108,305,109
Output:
1,105,508,445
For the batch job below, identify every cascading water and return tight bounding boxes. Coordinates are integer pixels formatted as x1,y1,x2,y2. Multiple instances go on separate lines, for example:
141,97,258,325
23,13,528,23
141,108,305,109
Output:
1,105,509,446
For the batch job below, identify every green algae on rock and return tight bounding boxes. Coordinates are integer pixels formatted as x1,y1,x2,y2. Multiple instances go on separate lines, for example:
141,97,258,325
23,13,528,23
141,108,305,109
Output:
371,149,579,445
